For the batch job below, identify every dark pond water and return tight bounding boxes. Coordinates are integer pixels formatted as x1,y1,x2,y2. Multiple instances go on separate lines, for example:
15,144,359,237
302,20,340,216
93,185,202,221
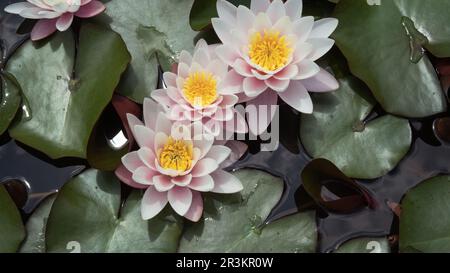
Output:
1,1,450,253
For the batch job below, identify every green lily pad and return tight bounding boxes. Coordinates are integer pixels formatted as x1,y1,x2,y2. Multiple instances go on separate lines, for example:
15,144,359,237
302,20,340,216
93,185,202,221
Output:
6,23,130,159
46,169,183,253
333,0,448,118
334,237,390,253
96,0,198,103
0,72,21,135
190,0,250,31
178,169,317,253
400,175,450,253
19,195,56,253
0,184,25,253
301,61,412,179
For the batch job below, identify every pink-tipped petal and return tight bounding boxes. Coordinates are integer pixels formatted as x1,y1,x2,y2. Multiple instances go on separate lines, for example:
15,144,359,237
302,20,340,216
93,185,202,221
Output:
193,134,214,158
172,174,193,187
151,89,172,108
246,90,278,135
295,59,320,80
216,45,240,67
221,140,248,168
30,19,57,41
266,0,285,24
143,98,160,129
211,170,243,193
141,187,168,220
184,191,203,222
132,166,156,186
309,18,339,39
191,158,219,177
243,77,268,97
126,113,144,138
81,0,93,5
153,175,175,192
219,69,244,95
115,164,148,189
233,58,254,77
278,81,313,113
155,113,173,136
205,145,231,165
189,175,214,192
168,187,193,216
285,0,302,19
275,65,299,80
163,71,177,88
75,0,105,18
302,68,339,92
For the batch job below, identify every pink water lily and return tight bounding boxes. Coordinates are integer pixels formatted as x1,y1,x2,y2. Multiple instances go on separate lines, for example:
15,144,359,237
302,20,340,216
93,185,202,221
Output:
4,0,105,41
151,39,248,139
213,0,339,134
115,98,244,222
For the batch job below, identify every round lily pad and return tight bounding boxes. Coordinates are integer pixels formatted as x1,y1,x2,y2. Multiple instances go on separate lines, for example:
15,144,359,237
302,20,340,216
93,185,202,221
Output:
333,0,448,118
179,169,317,253
96,0,198,103
400,175,450,253
0,72,21,135
300,66,412,179
6,23,130,159
0,184,25,253
45,169,183,253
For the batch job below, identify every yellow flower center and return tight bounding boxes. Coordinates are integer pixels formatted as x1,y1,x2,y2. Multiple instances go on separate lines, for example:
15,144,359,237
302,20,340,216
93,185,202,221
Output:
248,30,292,71
159,137,193,171
183,71,218,107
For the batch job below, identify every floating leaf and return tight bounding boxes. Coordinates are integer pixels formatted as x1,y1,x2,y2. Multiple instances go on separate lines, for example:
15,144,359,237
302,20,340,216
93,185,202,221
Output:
300,57,412,179
46,169,183,253
0,184,25,253
179,169,317,253
19,194,56,253
96,0,198,103
400,175,450,253
6,23,130,159
333,0,448,118
0,72,21,135
334,237,390,253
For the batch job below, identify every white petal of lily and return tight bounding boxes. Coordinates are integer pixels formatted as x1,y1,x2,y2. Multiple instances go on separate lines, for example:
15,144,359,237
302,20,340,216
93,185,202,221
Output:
28,0,51,9
192,134,214,158
132,166,156,186
295,59,320,80
302,68,339,92
207,59,228,79
151,89,172,108
205,145,231,165
179,50,192,67
141,187,168,220
53,2,69,13
137,147,157,170
252,69,272,80
154,132,169,155
167,86,184,103
134,125,155,149
168,186,193,216
192,46,210,68
211,170,243,193
184,191,203,222
171,124,191,141
219,94,239,108
266,0,285,24
217,0,237,25
163,71,177,88
155,113,172,136
211,18,233,43
191,158,219,177
237,5,255,32
218,70,244,95
243,77,268,97
153,175,175,192
4,2,36,14
284,0,302,20
233,58,253,77
265,77,290,92
143,98,160,129
278,80,313,113
250,0,270,14
172,174,193,187
188,175,214,192
20,7,53,19
253,12,272,32
247,90,278,135
121,151,145,173
177,62,190,79
293,16,314,42
272,16,292,35
115,164,148,189
293,43,313,63
215,44,240,67
275,65,299,80
307,38,335,61
309,18,339,39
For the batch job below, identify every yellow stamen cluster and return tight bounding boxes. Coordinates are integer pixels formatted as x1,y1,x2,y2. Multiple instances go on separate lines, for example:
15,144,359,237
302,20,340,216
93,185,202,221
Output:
183,71,218,107
248,30,292,71
159,137,193,171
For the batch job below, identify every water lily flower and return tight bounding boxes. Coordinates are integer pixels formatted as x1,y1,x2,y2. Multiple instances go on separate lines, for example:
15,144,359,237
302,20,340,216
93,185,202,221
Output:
4,0,106,41
212,0,339,134
151,39,248,140
115,99,244,222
